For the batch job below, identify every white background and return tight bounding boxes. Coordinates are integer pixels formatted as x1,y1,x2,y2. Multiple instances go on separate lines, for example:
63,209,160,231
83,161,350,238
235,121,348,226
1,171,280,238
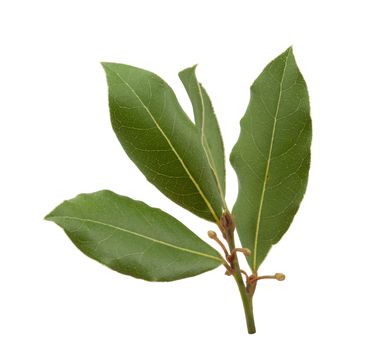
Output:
1,0,382,348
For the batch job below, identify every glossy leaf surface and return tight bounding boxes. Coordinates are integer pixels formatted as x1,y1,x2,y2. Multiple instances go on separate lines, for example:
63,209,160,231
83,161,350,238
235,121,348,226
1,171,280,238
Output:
231,48,312,271
45,190,223,281
102,63,223,222
179,66,226,202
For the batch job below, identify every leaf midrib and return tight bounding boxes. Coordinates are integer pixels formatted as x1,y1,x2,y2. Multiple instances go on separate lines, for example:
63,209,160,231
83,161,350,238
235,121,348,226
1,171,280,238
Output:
196,82,226,207
114,72,220,224
49,215,223,262
252,49,291,271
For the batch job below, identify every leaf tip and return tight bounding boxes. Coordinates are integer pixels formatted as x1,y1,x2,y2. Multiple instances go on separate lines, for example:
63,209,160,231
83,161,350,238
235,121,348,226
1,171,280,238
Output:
44,212,53,222
285,46,294,58
100,61,112,72
178,64,198,78
100,62,122,76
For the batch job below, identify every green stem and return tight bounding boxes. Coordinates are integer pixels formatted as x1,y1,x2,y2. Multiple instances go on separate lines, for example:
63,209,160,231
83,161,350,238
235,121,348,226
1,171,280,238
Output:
232,267,256,333
221,212,255,334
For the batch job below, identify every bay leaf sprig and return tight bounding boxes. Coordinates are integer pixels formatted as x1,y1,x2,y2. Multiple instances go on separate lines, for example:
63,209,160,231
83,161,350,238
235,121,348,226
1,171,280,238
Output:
46,47,311,334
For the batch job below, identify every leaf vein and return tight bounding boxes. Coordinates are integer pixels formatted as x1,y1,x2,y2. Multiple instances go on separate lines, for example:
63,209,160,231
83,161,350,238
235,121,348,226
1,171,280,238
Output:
252,48,291,271
115,72,220,223
51,216,223,263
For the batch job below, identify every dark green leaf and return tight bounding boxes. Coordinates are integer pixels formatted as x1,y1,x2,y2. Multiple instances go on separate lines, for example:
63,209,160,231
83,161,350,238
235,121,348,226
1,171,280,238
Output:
230,47,312,271
179,66,226,203
45,190,223,281
102,63,223,223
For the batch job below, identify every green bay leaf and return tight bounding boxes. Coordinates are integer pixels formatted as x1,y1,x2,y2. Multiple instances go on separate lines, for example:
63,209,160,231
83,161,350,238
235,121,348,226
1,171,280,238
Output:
230,47,312,271
102,63,223,223
45,190,223,281
179,66,226,204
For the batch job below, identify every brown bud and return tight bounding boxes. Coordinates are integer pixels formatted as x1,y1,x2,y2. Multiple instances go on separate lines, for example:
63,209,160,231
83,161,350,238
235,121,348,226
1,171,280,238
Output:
242,248,251,256
208,230,217,239
275,273,286,281
219,211,235,233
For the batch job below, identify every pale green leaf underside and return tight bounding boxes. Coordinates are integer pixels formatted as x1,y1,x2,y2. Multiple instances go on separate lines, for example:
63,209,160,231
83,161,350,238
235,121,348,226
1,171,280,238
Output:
179,66,226,203
231,47,312,271
102,63,223,223
45,190,223,281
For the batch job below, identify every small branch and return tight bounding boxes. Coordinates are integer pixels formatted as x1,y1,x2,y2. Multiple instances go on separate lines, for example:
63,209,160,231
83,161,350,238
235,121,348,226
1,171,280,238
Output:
256,273,285,281
230,247,251,258
208,230,230,259
240,269,250,283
